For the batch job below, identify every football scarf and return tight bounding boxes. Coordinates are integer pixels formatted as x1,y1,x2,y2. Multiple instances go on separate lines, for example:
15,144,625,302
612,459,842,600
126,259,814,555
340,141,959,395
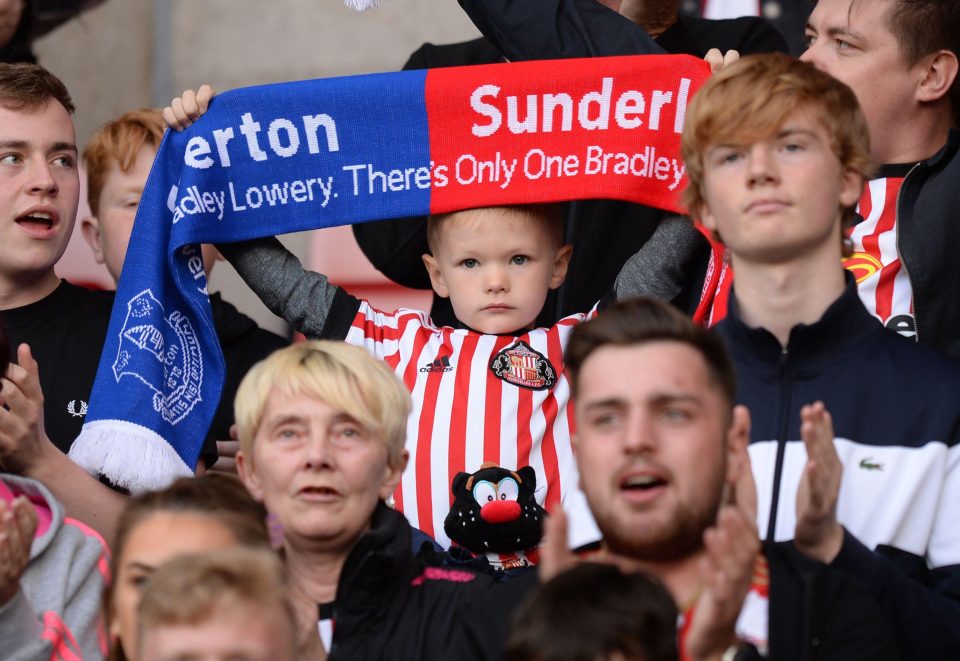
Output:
68,54,708,492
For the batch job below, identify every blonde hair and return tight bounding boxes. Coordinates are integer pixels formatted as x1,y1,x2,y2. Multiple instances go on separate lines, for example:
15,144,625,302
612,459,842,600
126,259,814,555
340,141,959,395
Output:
234,341,411,469
682,54,872,231
136,549,296,656
426,204,564,255
84,108,165,217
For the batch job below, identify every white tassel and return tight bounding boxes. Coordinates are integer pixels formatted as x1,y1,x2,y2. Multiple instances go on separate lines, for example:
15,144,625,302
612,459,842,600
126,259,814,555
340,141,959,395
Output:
69,419,194,495
344,0,380,10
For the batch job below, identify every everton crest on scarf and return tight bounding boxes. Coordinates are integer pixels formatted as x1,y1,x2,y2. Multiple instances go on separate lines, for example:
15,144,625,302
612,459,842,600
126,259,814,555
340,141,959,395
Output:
68,54,708,493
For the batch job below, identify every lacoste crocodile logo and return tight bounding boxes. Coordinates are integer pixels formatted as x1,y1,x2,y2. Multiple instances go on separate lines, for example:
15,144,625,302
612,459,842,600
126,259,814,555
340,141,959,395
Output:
859,458,883,471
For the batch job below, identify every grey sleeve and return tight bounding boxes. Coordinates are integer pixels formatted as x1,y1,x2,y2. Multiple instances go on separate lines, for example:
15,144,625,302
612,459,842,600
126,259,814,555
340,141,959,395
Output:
1,531,110,661
614,216,704,302
60,541,109,661
217,237,339,338
0,589,47,661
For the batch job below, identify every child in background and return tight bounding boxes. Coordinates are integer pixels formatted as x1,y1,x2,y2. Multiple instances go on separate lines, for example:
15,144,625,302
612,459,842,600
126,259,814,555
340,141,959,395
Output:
506,562,678,661
105,474,271,661
136,549,297,661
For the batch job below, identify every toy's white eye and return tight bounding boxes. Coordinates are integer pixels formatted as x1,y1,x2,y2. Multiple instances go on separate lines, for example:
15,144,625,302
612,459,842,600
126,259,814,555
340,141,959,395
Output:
472,480,496,505
497,477,519,502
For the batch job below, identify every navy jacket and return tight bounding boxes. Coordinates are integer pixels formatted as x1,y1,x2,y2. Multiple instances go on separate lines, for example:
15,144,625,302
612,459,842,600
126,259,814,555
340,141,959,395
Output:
714,282,960,659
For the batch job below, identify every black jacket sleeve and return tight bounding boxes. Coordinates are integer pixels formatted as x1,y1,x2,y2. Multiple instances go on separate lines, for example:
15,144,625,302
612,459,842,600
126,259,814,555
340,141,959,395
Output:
829,528,960,658
457,0,665,61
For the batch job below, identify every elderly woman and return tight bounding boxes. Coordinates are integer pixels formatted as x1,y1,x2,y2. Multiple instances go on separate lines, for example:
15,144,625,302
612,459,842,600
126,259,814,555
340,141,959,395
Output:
234,341,530,659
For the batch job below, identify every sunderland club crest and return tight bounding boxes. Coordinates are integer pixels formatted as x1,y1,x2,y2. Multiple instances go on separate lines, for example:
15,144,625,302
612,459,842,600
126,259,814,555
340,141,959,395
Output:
489,341,557,391
112,289,203,426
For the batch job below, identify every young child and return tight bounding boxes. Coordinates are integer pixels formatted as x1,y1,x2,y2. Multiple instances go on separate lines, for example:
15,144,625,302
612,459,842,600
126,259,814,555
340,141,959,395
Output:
136,549,297,661
166,91,699,549
80,108,288,447
505,562,678,661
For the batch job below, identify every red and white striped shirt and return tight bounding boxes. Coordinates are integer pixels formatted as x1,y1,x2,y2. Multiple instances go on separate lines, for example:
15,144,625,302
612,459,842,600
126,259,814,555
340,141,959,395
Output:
344,303,600,549
844,168,916,339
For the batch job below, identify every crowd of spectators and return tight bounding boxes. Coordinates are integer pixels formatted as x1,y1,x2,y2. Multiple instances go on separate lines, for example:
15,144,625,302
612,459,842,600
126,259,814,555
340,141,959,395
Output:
1,1,958,659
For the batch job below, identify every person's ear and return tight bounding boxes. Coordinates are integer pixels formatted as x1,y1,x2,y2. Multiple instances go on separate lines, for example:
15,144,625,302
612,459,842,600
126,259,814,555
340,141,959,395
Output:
79,216,105,264
698,201,718,234
379,450,408,500
725,405,751,484
726,404,757,521
108,609,122,641
916,50,959,104
236,450,264,502
421,253,449,298
549,244,573,289
839,167,864,209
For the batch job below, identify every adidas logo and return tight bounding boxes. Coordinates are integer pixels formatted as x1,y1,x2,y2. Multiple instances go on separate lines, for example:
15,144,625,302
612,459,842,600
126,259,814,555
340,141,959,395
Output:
420,355,453,373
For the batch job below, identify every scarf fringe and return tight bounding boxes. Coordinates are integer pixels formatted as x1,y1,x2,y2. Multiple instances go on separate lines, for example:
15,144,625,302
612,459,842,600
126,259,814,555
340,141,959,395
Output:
344,0,379,10
68,420,194,495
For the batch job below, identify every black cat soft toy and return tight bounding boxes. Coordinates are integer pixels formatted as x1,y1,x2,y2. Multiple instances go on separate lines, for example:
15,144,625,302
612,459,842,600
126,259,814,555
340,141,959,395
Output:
443,462,547,572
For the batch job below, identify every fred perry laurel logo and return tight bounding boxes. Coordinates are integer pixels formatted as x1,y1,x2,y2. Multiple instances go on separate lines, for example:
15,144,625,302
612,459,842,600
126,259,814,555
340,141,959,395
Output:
490,341,557,391
66,400,88,418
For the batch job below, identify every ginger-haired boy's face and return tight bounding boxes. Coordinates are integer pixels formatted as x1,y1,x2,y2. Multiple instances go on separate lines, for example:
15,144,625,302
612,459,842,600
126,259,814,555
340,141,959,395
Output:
82,144,155,282
421,209,571,335
698,107,862,266
82,144,219,284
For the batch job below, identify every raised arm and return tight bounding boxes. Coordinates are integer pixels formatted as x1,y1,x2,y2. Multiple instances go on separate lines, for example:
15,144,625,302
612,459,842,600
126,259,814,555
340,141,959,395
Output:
217,238,339,339
456,0,665,62
793,401,960,657
613,216,707,303
162,89,345,339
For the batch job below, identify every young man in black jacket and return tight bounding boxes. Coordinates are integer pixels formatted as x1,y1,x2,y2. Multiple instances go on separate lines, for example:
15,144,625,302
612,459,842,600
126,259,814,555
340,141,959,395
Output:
561,296,897,660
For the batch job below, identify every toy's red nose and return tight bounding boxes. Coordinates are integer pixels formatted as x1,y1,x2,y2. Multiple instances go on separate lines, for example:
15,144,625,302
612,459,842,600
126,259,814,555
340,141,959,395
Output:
480,500,521,524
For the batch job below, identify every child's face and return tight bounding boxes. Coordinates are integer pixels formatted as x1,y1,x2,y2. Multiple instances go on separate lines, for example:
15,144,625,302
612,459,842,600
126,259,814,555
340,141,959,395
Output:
138,600,295,661
422,209,571,334
85,145,156,282
84,144,220,283
697,107,862,265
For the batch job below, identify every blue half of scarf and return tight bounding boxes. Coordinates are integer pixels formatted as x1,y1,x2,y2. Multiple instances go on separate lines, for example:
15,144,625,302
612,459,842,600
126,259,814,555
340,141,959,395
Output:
69,69,433,492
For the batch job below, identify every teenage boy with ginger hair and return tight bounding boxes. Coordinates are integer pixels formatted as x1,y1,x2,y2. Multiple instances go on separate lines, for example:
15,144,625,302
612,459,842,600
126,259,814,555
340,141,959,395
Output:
683,53,960,658
163,86,701,549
